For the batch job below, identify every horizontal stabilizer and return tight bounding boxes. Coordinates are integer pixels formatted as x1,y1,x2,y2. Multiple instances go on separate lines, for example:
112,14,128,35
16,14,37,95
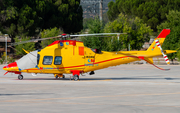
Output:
164,50,177,54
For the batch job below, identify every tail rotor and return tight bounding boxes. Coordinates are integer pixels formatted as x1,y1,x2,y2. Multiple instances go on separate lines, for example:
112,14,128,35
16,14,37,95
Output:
155,39,170,65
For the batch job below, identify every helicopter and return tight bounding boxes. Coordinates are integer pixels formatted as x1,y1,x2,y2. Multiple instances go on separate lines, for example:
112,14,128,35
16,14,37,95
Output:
2,29,176,81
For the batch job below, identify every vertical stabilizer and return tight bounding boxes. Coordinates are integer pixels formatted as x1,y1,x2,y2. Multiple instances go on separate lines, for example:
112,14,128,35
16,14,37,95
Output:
147,29,170,53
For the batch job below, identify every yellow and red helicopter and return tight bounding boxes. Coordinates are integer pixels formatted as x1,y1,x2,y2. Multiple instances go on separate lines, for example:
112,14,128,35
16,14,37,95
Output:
3,29,176,80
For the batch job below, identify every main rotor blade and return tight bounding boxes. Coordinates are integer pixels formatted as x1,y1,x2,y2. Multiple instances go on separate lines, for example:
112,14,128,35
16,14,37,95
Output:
8,36,62,47
70,33,127,37
8,32,127,46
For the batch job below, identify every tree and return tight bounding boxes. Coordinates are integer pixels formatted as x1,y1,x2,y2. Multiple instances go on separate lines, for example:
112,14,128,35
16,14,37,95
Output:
107,0,180,31
104,13,153,51
82,18,94,31
0,0,83,42
157,10,180,61
82,14,152,51
81,17,110,51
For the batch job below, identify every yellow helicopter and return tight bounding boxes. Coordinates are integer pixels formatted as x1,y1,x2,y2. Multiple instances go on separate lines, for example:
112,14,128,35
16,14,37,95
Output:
3,29,176,81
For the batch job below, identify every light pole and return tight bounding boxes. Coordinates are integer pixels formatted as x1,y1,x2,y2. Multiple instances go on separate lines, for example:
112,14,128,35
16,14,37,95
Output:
5,34,8,64
99,0,103,21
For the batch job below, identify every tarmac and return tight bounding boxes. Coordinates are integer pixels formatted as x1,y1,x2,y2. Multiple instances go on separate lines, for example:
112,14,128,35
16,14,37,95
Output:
0,64,180,113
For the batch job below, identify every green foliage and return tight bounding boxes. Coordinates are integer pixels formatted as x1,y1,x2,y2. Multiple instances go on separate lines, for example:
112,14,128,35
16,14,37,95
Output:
82,18,94,31
0,0,83,39
82,37,107,51
82,14,109,32
102,13,110,25
104,13,153,51
107,0,180,31
0,52,5,64
0,52,15,64
88,17,103,33
157,10,180,60
81,17,111,51
14,36,35,56
40,27,62,48
82,14,152,51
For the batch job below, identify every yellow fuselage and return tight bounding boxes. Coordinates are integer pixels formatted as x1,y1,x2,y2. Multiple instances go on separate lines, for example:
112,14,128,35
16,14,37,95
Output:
3,38,176,75
16,40,143,74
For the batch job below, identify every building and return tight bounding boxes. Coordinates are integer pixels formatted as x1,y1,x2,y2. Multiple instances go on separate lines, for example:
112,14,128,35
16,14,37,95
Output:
81,0,115,19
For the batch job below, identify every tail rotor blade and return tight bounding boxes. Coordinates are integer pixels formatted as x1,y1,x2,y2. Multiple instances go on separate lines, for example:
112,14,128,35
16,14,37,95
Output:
155,39,170,65
163,54,170,65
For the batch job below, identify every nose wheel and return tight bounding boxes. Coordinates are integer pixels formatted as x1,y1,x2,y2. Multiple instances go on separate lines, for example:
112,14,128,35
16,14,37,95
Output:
18,75,23,80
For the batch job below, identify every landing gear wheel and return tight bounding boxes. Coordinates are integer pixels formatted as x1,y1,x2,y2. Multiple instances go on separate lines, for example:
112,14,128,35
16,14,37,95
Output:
18,75,23,80
73,74,79,81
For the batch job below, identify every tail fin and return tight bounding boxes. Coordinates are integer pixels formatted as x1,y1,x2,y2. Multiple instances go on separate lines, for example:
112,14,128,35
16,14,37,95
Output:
143,29,176,70
147,29,170,52
131,29,176,70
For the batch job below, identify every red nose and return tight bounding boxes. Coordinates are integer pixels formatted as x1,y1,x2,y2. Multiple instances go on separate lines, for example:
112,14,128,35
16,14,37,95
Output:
3,62,18,69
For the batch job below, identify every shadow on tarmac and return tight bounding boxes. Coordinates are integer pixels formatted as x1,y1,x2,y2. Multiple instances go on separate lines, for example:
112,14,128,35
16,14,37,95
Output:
14,77,180,81
0,93,53,96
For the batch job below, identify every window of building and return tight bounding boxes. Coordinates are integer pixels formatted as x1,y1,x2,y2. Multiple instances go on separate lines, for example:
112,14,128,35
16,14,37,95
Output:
54,56,62,65
43,56,53,65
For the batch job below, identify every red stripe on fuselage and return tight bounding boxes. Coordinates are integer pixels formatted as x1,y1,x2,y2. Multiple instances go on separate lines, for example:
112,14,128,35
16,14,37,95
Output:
25,56,138,71
94,56,137,64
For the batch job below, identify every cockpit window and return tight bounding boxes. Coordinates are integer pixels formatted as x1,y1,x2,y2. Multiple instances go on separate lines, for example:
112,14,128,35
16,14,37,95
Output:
37,54,40,65
43,56,53,65
54,56,62,65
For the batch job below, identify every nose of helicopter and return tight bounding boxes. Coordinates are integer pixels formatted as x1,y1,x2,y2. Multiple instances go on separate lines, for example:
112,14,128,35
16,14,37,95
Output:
3,62,19,71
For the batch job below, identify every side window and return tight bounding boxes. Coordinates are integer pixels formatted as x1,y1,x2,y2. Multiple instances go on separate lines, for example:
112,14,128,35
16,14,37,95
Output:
37,54,40,65
54,56,62,65
43,56,53,65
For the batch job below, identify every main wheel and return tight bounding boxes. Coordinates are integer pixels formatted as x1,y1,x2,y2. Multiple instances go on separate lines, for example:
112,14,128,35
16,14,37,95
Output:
18,75,23,80
73,74,79,81
55,75,59,79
